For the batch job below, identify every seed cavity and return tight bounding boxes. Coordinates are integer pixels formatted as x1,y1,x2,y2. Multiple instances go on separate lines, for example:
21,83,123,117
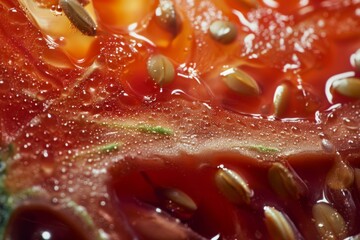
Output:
312,202,347,240
268,163,306,199
273,83,290,117
326,161,354,190
147,54,175,86
332,77,360,98
215,166,253,205
155,0,181,35
221,68,260,96
263,206,296,240
59,0,97,36
209,20,237,44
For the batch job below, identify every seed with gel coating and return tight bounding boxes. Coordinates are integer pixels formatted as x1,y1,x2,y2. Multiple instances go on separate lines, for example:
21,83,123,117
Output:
264,206,296,240
147,54,175,86
59,0,97,36
159,188,197,219
221,68,260,96
209,20,237,44
273,83,290,117
215,167,253,205
326,161,354,190
268,163,305,199
312,202,347,239
332,77,360,98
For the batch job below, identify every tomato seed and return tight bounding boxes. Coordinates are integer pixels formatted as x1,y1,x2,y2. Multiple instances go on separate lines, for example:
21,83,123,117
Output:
59,0,97,36
268,163,306,199
215,167,253,205
147,54,175,86
209,20,237,44
264,206,296,240
326,161,354,190
332,77,360,99
273,83,290,117
158,187,197,219
312,202,347,240
221,68,260,96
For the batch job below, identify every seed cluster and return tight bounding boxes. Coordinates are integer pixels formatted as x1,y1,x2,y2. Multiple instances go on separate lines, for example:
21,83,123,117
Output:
137,159,360,239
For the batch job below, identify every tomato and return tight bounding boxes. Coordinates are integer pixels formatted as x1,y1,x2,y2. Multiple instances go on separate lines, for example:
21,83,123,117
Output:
0,0,360,239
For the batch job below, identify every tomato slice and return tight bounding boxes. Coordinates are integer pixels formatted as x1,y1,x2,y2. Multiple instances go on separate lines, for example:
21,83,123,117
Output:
0,0,360,240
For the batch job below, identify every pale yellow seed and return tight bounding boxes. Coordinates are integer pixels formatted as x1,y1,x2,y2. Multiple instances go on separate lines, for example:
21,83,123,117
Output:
312,202,347,240
59,0,97,36
161,188,197,213
264,206,296,240
332,77,360,98
221,68,260,96
215,167,253,205
147,54,175,86
209,20,237,44
155,0,181,35
326,161,354,190
273,83,290,117
268,163,305,199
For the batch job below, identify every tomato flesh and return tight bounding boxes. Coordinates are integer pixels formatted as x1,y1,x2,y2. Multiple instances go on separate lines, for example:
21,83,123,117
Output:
0,0,360,240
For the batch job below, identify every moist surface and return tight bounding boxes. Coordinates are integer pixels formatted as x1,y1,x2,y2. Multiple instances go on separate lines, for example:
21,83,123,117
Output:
0,0,360,239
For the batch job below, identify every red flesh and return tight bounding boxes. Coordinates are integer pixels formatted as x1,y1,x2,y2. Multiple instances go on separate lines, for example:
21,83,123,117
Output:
0,0,360,239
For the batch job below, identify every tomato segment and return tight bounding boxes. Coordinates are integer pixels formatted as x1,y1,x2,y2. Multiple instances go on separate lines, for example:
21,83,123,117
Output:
1,0,360,240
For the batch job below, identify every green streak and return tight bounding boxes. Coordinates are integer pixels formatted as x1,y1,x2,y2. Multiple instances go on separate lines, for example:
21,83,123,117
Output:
97,120,173,136
135,124,173,135
248,145,280,153
99,143,121,153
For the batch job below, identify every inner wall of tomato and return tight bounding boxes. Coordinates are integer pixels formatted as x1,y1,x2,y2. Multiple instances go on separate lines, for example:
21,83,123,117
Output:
17,0,360,119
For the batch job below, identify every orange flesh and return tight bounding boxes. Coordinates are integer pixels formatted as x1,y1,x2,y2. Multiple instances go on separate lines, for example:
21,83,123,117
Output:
4,0,359,119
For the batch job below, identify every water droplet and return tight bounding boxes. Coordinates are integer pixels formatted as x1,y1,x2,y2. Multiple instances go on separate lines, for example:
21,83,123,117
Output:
321,139,335,153
343,118,359,131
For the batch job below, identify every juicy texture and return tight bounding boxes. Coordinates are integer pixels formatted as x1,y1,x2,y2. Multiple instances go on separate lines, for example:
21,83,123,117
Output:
0,0,360,239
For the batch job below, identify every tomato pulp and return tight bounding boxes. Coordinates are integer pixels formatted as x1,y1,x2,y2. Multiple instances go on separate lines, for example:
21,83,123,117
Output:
0,0,360,239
